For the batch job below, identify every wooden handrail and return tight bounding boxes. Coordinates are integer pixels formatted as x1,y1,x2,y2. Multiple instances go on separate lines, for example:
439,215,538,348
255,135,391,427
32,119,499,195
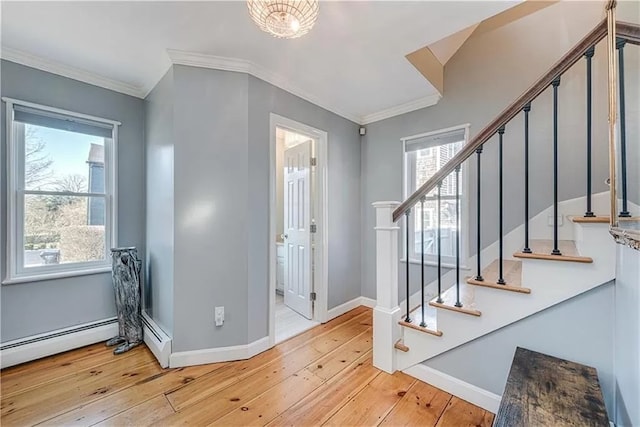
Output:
618,21,640,45
393,20,640,222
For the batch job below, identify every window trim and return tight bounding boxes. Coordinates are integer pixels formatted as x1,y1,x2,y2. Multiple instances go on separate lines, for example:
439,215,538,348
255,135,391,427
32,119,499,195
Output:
2,97,120,284
401,124,470,267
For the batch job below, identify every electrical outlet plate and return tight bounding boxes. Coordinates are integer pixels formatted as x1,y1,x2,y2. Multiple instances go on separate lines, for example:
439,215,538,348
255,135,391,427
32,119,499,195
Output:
548,215,563,226
215,306,224,326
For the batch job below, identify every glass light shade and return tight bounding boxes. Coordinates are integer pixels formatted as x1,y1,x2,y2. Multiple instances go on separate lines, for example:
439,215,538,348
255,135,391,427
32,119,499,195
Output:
247,0,319,39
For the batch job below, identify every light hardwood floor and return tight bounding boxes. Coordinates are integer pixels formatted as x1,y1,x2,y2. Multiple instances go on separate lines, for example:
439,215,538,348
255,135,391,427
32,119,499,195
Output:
1,307,494,426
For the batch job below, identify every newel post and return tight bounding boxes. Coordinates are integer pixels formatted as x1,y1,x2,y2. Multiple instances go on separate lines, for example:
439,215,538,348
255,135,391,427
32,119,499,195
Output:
372,201,402,373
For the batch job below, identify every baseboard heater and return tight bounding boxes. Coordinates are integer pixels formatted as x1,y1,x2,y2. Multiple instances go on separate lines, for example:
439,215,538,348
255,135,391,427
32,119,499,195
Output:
1,314,172,369
141,311,172,368
0,317,118,369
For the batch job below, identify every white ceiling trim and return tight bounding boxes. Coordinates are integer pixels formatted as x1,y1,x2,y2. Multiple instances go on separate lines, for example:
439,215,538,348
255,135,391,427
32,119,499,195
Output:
360,93,442,125
1,46,147,99
166,48,362,124
0,45,443,125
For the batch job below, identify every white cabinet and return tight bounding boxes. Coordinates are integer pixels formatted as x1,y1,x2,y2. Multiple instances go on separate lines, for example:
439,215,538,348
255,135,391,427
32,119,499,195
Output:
276,243,285,294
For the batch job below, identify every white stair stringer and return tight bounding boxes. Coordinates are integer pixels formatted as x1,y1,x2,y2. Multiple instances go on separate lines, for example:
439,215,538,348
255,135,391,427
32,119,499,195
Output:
396,220,616,371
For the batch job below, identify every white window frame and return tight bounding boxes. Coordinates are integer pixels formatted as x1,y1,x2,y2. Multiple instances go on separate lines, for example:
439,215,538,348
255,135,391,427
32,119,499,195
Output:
2,97,120,284
401,124,470,269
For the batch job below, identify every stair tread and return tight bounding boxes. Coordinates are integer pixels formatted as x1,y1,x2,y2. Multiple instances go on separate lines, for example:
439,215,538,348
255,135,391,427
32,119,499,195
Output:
394,339,410,352
513,239,593,263
569,215,640,224
619,216,640,222
399,304,442,336
568,215,610,224
466,259,530,293
429,283,481,316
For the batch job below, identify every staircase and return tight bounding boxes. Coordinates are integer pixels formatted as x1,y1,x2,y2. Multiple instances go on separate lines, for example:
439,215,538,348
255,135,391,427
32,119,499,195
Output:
371,4,640,414
394,195,617,370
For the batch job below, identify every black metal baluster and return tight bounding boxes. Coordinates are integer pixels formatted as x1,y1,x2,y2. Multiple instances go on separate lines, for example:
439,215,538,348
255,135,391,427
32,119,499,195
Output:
475,146,484,281
498,126,506,284
454,167,463,307
617,38,630,218
585,46,596,218
523,104,532,253
420,197,427,327
405,210,411,322
436,183,443,304
551,76,562,255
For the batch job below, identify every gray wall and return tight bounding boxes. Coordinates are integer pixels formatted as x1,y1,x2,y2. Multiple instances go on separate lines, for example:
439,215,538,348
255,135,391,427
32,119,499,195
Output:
614,244,640,426
144,65,361,352
361,1,612,302
248,75,362,343
144,68,175,336
424,283,616,416
0,60,145,342
172,66,251,351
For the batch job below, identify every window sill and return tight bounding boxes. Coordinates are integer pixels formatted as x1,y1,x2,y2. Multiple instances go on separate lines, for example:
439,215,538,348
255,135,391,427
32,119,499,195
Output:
2,266,112,285
400,258,470,270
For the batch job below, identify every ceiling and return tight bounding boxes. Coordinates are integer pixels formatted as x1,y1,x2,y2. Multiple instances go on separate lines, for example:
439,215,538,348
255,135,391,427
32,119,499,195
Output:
1,1,519,124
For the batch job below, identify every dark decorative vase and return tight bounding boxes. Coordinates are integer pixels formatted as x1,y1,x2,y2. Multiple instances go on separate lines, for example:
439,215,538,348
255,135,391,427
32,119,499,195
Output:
106,247,143,354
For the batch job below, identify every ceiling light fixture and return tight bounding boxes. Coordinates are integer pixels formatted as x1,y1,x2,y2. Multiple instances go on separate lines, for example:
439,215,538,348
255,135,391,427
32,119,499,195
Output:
247,0,319,39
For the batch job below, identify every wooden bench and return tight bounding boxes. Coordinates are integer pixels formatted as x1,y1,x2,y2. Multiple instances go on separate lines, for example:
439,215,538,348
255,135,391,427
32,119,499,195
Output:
494,347,609,427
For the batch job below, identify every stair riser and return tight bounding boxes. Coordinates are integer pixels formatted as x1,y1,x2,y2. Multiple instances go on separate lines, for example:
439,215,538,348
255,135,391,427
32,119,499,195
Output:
573,222,617,268
521,258,614,290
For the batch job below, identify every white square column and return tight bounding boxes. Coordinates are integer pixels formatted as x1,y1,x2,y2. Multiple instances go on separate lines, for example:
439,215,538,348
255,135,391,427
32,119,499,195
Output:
372,201,402,373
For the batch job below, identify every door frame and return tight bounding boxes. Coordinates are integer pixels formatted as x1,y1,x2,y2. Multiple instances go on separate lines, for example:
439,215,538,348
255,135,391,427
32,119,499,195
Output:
269,113,328,347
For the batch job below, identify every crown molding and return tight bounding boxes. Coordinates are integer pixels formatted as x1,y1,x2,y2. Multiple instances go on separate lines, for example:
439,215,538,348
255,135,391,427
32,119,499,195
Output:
167,48,362,124
167,49,443,125
1,46,443,124
360,93,442,125
1,46,147,99
167,49,251,75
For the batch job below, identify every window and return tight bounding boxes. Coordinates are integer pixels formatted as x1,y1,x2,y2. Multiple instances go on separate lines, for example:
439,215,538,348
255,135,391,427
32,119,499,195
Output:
403,125,468,265
3,99,118,283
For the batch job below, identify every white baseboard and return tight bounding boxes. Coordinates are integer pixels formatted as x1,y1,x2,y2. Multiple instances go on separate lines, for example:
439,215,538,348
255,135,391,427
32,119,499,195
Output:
327,296,376,321
360,297,376,308
142,312,172,368
0,318,118,369
169,336,270,368
403,363,501,413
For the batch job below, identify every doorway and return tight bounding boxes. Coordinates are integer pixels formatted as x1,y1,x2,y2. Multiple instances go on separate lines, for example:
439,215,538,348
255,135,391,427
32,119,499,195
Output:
269,114,328,346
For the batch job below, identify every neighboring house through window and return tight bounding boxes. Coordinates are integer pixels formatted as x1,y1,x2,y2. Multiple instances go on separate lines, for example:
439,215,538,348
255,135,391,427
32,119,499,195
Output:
3,98,118,283
403,125,469,265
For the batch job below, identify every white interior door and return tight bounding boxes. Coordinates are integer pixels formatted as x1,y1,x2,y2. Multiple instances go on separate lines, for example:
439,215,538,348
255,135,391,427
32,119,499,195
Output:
283,140,313,319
